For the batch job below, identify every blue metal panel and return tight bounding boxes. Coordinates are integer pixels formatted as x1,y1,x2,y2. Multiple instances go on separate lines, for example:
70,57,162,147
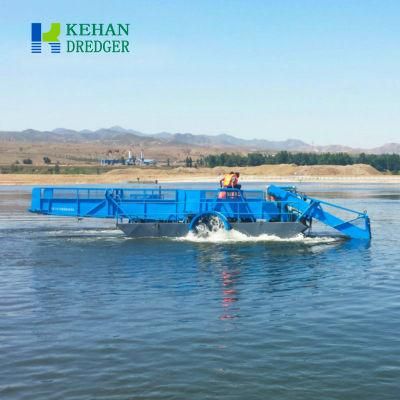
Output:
262,202,280,221
30,188,42,211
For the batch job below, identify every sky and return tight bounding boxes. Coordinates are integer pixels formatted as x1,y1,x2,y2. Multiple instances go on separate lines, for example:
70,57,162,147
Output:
0,0,399,147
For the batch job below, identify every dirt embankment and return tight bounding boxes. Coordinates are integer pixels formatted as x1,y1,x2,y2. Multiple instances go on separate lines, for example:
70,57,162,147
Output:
1,163,398,186
211,164,382,177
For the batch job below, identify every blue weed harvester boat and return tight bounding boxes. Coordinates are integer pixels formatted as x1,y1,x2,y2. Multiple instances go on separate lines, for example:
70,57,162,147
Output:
29,185,371,240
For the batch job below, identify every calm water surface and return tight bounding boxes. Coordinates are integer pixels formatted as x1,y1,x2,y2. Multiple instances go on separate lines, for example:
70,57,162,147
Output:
0,182,399,399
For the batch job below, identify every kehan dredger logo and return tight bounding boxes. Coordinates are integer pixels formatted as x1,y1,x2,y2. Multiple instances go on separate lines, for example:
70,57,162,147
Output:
31,23,61,53
31,23,130,54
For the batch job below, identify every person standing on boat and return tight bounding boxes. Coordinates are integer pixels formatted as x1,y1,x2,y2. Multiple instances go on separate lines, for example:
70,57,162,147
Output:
219,172,241,189
233,172,241,190
220,172,236,188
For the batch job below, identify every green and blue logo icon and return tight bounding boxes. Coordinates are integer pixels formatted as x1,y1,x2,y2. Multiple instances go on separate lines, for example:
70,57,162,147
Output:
31,22,61,54
30,22,131,54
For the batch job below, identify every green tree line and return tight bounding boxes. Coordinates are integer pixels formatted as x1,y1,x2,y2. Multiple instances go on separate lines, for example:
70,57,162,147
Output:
197,151,400,173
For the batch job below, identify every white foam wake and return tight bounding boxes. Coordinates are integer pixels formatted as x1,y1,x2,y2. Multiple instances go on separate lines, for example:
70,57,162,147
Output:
174,229,341,244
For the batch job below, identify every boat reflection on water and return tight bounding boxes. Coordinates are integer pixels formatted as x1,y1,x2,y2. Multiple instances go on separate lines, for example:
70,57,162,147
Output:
220,269,241,320
193,235,371,321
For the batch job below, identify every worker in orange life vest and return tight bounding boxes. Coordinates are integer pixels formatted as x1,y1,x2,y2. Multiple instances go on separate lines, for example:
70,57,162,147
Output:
220,171,235,188
220,171,241,189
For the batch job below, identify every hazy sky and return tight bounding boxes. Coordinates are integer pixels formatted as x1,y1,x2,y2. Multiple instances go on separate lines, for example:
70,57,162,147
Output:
0,0,399,147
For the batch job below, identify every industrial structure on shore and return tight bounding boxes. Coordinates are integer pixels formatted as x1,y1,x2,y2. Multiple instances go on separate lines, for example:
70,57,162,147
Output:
100,150,155,166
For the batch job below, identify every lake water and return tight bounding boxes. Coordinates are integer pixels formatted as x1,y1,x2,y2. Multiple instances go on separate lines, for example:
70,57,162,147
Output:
1,182,399,399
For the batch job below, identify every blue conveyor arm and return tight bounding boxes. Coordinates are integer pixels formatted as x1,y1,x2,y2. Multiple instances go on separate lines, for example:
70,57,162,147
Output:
267,185,371,240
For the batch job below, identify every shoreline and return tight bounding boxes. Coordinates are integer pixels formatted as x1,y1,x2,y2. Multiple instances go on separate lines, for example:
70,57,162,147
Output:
1,173,399,186
1,163,398,186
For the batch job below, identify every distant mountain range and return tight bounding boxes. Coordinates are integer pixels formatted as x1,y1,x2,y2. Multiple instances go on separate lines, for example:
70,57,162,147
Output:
0,126,399,154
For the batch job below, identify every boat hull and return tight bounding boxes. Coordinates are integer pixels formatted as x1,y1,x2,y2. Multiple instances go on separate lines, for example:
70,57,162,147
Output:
117,221,308,238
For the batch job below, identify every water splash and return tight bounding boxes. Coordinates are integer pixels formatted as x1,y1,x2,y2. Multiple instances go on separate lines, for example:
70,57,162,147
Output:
29,225,342,245
174,229,341,244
